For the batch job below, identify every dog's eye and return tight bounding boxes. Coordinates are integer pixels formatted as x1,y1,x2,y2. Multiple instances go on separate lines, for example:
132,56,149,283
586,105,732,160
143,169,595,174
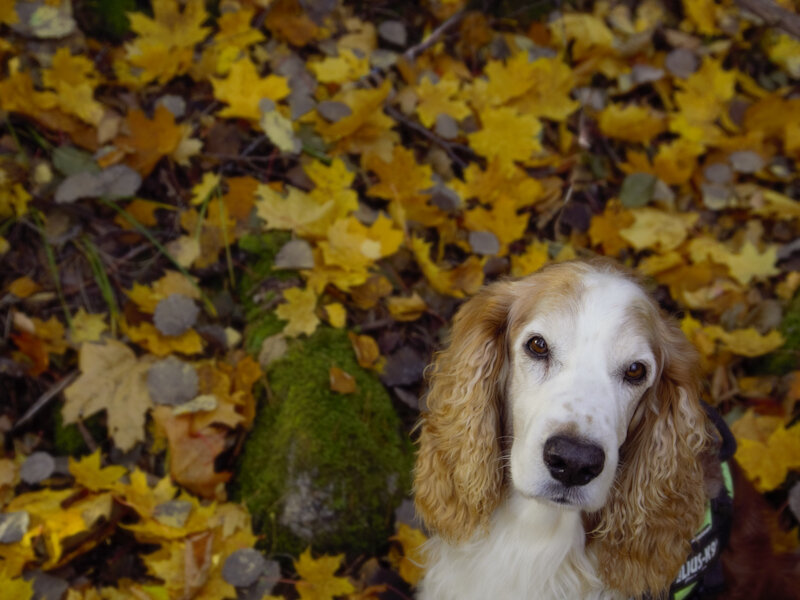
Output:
526,335,549,357
624,362,647,383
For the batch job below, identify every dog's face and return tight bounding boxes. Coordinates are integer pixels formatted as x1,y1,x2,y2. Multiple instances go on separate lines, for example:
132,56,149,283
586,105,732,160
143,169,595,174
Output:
506,271,657,511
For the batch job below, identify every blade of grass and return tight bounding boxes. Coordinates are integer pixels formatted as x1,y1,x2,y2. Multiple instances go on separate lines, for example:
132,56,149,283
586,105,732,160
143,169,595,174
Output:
73,237,120,336
216,190,235,287
31,209,74,333
98,197,217,316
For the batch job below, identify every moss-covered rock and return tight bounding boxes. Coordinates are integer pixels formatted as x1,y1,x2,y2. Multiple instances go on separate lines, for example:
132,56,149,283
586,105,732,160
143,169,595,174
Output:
234,327,413,556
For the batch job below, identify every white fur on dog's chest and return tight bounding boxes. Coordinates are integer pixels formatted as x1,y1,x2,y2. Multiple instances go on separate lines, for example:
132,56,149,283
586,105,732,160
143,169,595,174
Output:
418,494,624,600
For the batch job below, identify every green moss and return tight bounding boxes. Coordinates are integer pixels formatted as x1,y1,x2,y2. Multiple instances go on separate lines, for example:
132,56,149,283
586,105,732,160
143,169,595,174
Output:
234,327,413,556
53,411,103,457
237,231,293,306
761,293,800,375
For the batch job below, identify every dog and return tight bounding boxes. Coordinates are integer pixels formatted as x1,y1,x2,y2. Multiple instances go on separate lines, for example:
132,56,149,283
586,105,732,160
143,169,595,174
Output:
414,259,799,599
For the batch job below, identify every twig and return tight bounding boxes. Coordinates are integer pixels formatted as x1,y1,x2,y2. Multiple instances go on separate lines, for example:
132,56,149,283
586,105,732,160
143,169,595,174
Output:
735,0,800,39
403,11,466,64
15,370,79,430
384,105,472,169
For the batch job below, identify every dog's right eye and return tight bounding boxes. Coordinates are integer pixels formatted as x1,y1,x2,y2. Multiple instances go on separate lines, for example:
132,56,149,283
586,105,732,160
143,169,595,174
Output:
525,335,549,358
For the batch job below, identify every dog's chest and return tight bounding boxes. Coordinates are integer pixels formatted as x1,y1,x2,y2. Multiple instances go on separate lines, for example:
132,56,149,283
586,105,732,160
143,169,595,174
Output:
419,497,623,600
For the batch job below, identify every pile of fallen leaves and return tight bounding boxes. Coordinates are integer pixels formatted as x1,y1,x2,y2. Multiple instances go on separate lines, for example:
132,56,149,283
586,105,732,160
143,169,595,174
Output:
1,0,799,597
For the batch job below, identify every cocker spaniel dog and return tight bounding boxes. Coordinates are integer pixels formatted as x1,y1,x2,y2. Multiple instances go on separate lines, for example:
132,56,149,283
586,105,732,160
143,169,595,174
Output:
414,259,799,600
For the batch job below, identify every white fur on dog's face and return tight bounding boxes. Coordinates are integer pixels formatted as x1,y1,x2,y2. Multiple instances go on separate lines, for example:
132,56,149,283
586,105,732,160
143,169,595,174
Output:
506,272,657,511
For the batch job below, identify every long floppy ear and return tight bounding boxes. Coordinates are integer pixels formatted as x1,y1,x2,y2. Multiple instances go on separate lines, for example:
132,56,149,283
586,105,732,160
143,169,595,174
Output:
591,309,713,598
414,280,516,543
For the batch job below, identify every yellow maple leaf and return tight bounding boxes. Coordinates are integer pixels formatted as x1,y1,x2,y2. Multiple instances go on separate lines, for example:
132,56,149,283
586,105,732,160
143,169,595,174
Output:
196,7,265,77
70,451,127,492
42,47,104,125
588,201,635,256
598,103,667,144
125,271,201,314
411,237,484,298
511,240,550,277
0,576,32,599
69,308,108,345
122,320,205,357
123,0,210,85
365,145,443,228
314,80,398,160
475,52,578,121
682,0,721,35
415,74,471,128
718,241,780,285
306,157,358,222
549,13,615,61
212,57,290,121
256,184,334,238
276,287,319,337
32,316,69,356
734,412,800,491
309,48,370,84
294,547,355,600
116,105,184,176
453,159,542,209
619,208,697,252
705,325,785,358
670,58,735,145
388,523,427,586
468,106,542,168
63,339,155,451
463,200,530,254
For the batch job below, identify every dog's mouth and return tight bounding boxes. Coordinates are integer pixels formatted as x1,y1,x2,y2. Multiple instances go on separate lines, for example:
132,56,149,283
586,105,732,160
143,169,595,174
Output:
535,482,589,509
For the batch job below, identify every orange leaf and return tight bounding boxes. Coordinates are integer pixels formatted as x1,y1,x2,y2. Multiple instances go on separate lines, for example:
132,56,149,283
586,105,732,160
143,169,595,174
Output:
329,366,357,394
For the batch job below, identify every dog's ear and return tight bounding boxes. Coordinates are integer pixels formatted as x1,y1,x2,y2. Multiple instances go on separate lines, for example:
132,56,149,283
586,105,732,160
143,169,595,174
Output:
591,310,713,597
414,280,515,543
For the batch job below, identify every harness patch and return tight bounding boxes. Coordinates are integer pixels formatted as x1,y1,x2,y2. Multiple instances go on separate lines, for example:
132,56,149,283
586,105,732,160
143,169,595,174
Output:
668,461,734,600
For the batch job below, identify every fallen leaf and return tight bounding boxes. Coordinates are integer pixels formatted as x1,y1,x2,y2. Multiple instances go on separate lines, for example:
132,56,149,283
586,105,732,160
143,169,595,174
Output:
329,366,357,394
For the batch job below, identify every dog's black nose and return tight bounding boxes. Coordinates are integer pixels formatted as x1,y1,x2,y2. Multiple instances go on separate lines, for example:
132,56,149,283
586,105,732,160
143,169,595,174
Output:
543,435,605,487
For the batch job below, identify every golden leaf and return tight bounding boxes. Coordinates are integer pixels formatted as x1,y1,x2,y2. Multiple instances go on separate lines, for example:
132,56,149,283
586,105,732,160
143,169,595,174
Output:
70,451,127,492
123,0,210,85
123,320,205,357
414,75,471,128
468,106,542,168
276,287,319,337
598,104,667,144
619,208,696,252
294,547,355,600
511,240,550,277
388,523,427,586
116,106,184,176
324,303,347,328
69,309,109,345
386,293,427,322
63,339,155,451
212,57,290,121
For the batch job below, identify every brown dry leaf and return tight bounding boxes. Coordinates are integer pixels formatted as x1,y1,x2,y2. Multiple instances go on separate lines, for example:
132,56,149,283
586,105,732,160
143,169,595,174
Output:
116,105,184,176
329,366,357,394
63,339,155,451
151,406,231,499
8,276,41,298
348,332,381,370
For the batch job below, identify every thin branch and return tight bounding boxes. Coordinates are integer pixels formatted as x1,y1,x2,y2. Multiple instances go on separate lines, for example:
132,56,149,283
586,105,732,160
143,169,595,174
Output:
15,371,79,429
403,10,466,64
384,105,472,169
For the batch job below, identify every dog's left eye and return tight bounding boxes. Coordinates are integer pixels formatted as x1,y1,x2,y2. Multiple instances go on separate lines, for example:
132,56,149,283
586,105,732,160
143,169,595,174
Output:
624,362,647,383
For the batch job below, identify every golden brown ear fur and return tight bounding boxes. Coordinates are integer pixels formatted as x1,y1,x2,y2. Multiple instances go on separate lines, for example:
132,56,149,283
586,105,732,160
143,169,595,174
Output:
414,280,515,543
590,304,713,598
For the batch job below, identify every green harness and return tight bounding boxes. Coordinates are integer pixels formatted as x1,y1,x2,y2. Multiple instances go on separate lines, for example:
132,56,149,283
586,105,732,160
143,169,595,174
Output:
668,461,735,600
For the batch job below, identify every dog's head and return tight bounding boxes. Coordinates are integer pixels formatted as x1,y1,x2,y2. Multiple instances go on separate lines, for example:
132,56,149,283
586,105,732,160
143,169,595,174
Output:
414,259,712,595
